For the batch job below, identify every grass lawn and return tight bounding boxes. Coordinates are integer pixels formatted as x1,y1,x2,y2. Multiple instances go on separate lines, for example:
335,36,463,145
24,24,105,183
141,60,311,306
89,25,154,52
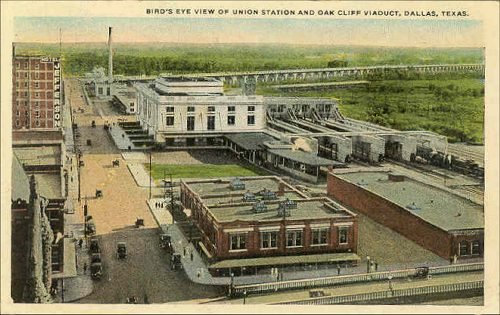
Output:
147,163,269,179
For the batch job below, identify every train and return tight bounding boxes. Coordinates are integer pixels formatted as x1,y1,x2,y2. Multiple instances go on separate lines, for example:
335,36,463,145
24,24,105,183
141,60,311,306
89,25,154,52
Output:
413,146,484,179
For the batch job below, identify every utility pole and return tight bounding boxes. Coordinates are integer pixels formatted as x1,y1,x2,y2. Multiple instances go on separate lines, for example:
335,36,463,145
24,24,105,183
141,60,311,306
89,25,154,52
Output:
77,150,82,202
149,150,152,199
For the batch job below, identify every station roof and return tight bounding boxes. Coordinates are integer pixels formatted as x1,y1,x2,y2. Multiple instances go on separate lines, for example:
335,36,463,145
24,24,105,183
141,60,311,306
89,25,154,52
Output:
268,149,341,167
272,81,370,89
209,252,360,269
335,171,484,231
225,133,277,151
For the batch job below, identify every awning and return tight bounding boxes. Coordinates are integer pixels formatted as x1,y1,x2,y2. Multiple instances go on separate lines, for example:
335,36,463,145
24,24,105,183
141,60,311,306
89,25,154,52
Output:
268,149,343,167
209,252,360,269
225,133,277,151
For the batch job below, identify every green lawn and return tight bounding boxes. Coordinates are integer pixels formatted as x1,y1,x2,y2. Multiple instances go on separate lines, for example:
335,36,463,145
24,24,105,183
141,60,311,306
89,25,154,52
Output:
147,163,269,179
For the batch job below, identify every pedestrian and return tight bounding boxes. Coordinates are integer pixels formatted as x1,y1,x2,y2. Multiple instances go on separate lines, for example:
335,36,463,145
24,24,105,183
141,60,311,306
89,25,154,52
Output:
453,254,458,264
83,262,87,274
375,262,378,272
183,247,186,256
337,265,341,275
190,251,194,261
78,238,83,248
144,294,149,304
197,269,201,278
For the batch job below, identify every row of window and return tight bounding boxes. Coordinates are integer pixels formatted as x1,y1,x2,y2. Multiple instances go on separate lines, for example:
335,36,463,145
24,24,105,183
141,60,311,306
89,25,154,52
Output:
15,62,53,70
165,115,255,128
15,91,53,99
15,110,49,118
15,81,51,88
14,119,48,127
165,105,256,113
15,100,50,107
458,240,481,256
229,227,348,251
15,72,53,79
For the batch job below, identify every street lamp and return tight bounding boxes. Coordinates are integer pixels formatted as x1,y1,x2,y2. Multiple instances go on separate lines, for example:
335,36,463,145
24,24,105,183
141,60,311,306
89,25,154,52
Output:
229,272,235,297
243,290,247,304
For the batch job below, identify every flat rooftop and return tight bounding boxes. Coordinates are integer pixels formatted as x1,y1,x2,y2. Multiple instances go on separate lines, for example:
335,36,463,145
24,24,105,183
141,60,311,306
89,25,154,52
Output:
208,198,354,223
34,173,62,199
335,171,484,231
13,145,62,166
184,176,354,223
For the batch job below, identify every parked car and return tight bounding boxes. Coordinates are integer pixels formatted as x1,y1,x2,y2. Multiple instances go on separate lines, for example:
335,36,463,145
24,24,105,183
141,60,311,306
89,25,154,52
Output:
90,262,103,280
89,237,100,254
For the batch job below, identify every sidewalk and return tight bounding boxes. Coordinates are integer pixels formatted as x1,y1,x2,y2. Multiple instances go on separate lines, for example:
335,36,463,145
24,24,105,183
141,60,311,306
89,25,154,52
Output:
108,124,136,150
127,163,157,188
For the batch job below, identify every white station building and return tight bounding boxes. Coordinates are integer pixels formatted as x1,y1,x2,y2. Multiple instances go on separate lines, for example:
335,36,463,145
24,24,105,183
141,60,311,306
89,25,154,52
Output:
134,77,266,146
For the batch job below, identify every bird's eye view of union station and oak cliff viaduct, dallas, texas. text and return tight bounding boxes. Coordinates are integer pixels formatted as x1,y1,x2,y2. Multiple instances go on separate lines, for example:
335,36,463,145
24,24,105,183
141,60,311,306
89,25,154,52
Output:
5,7,493,309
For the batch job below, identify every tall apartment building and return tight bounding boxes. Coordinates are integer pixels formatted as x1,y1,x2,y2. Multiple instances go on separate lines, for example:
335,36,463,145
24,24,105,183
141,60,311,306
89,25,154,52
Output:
12,50,63,130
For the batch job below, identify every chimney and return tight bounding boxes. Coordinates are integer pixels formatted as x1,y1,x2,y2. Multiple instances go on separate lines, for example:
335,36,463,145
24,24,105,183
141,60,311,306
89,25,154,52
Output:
108,27,113,83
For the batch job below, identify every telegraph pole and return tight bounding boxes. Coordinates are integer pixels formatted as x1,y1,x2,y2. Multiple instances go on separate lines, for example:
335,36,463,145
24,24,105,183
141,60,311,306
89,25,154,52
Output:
149,150,152,199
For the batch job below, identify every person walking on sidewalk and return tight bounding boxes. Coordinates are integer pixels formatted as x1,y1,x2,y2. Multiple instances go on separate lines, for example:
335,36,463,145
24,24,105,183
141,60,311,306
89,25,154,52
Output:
83,262,87,274
78,238,83,248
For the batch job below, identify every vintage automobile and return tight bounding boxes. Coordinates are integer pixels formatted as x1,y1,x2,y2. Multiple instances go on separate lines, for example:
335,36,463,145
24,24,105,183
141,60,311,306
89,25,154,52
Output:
117,242,127,259
90,262,103,280
126,297,138,304
95,189,103,198
91,253,102,264
159,234,172,251
89,237,100,254
414,266,431,279
91,120,96,128
86,222,96,236
170,253,182,270
135,218,144,228
112,159,120,167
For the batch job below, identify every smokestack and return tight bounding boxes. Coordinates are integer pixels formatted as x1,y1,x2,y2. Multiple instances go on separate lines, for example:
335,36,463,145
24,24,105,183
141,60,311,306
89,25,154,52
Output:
108,27,113,82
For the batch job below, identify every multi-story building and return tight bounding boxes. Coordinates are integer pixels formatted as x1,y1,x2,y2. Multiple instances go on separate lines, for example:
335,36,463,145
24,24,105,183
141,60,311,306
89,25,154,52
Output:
12,51,63,130
135,77,266,146
180,176,359,276
327,169,484,261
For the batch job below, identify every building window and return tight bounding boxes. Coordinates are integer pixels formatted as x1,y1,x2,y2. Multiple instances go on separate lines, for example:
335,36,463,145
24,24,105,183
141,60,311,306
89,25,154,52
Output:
16,82,19,88
16,72,19,78
47,92,52,98
24,91,28,97
35,120,40,127
35,110,40,118
16,100,19,107
187,106,195,112
16,63,20,69
229,233,246,251
312,228,329,245
471,241,480,255
286,230,303,247
35,64,39,70
207,116,215,130
34,101,39,107
338,227,349,245
35,72,39,79
98,87,103,95
248,106,255,112
16,110,20,116
228,106,235,112
24,73,28,78
166,116,175,126
227,115,235,126
35,92,39,98
24,82,28,88
47,73,52,79
16,120,20,127
247,115,255,126
34,82,39,88
208,106,215,112
24,101,28,106
166,106,174,113
260,231,278,249
24,62,28,69
459,241,469,256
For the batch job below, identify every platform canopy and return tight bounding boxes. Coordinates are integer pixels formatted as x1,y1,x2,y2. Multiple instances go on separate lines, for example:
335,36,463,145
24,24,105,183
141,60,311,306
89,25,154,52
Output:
225,133,277,151
209,252,360,269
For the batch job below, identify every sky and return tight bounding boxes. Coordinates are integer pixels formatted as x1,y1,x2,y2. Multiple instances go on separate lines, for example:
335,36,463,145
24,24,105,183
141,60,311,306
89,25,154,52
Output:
13,17,484,47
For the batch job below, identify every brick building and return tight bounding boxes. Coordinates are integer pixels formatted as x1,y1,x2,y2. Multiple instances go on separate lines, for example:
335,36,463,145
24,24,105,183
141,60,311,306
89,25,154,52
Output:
327,170,484,261
180,176,359,276
12,49,63,130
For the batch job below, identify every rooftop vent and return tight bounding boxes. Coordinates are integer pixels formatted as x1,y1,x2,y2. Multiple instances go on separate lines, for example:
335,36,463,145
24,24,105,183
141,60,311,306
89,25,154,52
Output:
230,178,245,191
257,188,277,200
406,202,421,211
277,199,296,218
252,201,268,213
242,191,256,202
357,179,368,186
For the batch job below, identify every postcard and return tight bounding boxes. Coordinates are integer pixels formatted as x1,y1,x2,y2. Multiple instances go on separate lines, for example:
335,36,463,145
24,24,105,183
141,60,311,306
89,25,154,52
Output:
1,1,498,314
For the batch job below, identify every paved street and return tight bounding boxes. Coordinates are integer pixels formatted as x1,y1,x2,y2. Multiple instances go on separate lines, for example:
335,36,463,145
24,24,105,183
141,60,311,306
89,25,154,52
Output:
65,79,225,303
